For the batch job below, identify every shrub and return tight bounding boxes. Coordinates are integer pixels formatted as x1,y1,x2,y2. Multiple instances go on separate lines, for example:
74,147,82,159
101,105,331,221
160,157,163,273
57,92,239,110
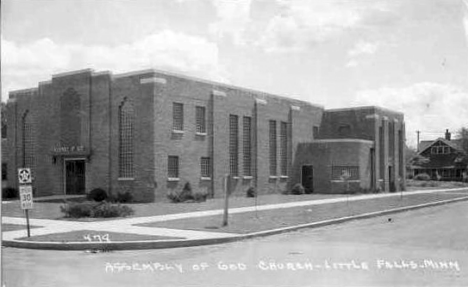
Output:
193,190,208,202
60,202,95,218
180,182,193,200
246,187,256,198
2,187,18,199
167,181,208,203
289,183,305,195
111,191,133,203
167,190,182,203
60,201,134,218
93,202,134,218
304,186,313,194
87,188,108,202
414,173,430,181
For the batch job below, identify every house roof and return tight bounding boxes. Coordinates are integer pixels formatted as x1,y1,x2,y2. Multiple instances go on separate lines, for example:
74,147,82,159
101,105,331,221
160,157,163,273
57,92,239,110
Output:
418,138,465,155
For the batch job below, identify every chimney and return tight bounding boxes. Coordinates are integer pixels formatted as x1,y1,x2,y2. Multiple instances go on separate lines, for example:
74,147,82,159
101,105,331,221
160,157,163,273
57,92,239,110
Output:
445,129,451,141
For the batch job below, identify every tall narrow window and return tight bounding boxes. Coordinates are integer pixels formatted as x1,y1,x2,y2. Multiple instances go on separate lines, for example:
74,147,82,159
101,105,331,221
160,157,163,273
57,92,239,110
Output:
22,111,35,172
313,126,319,139
379,125,384,179
398,130,403,177
1,163,6,180
201,157,211,178
173,103,184,131
119,99,134,178
195,106,206,134
229,115,239,176
243,116,252,176
60,88,81,146
280,121,288,176
168,156,179,178
269,120,277,176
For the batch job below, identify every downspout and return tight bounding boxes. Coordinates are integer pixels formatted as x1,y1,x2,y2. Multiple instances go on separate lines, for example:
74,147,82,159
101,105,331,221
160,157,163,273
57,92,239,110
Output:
108,75,113,196
210,92,215,198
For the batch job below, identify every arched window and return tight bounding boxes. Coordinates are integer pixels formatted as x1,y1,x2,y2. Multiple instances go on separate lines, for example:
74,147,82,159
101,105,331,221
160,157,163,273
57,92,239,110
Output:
22,111,35,171
119,98,134,178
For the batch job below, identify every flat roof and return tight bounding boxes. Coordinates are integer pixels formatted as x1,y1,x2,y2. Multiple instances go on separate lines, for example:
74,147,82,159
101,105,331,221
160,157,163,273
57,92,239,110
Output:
8,68,324,109
325,106,404,116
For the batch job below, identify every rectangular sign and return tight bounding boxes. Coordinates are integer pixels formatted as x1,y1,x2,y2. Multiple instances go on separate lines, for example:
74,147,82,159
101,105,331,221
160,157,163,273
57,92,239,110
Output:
18,168,32,184
52,145,87,155
19,185,33,210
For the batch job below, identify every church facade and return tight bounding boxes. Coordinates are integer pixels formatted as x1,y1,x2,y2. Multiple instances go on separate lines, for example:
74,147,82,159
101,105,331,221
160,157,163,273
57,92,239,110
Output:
4,68,405,202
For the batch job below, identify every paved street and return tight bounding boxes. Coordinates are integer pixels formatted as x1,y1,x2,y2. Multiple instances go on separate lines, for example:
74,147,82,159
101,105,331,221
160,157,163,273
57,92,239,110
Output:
3,200,468,287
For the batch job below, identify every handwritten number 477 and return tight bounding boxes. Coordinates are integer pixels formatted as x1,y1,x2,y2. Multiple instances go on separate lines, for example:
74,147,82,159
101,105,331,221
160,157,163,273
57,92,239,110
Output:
83,234,111,242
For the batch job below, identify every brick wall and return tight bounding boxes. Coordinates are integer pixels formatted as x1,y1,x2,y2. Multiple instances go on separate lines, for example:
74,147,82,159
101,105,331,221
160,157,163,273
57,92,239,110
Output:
5,68,405,202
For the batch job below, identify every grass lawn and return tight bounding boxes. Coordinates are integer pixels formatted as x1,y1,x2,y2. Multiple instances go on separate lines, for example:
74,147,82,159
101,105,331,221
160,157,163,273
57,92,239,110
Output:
3,183,468,222
2,201,65,219
136,192,468,234
2,223,41,232
406,179,468,191
2,193,351,221
17,230,184,242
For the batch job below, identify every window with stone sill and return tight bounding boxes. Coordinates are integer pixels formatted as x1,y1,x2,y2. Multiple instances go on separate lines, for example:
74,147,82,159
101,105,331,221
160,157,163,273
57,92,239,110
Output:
173,102,184,131
168,156,179,179
196,106,206,134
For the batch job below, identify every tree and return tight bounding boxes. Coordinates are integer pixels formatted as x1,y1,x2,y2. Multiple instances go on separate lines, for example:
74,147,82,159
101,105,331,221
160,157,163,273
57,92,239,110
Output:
1,102,6,139
456,127,468,154
405,144,429,169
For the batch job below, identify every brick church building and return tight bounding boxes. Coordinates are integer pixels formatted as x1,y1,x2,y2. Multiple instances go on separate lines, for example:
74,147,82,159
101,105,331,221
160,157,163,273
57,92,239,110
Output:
4,68,405,202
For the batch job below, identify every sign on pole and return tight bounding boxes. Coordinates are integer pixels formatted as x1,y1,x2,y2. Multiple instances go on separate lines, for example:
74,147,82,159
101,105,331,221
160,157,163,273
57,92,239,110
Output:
18,168,33,237
19,185,33,210
18,168,32,184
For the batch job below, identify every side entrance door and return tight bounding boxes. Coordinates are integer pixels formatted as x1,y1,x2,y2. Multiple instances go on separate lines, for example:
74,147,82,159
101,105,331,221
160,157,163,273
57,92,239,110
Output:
65,160,86,194
302,165,314,193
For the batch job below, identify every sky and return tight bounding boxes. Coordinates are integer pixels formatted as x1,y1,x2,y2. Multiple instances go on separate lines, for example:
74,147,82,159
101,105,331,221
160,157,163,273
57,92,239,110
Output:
2,0,468,147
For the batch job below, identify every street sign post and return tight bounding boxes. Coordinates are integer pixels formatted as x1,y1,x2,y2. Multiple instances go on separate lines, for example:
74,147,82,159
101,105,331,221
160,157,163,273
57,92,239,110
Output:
18,168,32,184
19,185,33,210
18,168,33,237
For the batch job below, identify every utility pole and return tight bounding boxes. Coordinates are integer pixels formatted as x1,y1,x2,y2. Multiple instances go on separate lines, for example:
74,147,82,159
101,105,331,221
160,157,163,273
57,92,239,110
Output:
416,130,420,152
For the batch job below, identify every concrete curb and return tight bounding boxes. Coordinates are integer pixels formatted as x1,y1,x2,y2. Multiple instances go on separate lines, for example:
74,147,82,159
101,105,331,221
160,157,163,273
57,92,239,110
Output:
4,195,468,251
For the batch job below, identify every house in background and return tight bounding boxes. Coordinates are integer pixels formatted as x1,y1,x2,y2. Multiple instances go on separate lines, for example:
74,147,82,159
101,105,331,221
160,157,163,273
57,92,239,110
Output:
413,129,468,181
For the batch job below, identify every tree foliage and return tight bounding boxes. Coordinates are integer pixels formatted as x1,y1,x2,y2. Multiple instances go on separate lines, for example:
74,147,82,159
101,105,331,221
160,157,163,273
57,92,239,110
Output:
457,127,468,154
1,102,6,139
405,145,429,168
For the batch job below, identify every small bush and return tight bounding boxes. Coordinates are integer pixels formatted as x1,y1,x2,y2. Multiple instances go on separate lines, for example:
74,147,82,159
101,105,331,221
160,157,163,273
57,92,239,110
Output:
180,182,193,199
60,201,134,218
414,173,431,181
289,183,305,195
167,181,208,203
168,182,193,203
60,202,95,218
87,188,108,202
167,190,182,203
93,202,134,218
112,191,133,203
193,190,208,202
2,187,18,199
246,187,256,198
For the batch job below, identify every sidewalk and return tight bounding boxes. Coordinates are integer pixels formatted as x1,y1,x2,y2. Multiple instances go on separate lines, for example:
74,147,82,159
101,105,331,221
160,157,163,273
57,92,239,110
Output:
3,188,468,250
